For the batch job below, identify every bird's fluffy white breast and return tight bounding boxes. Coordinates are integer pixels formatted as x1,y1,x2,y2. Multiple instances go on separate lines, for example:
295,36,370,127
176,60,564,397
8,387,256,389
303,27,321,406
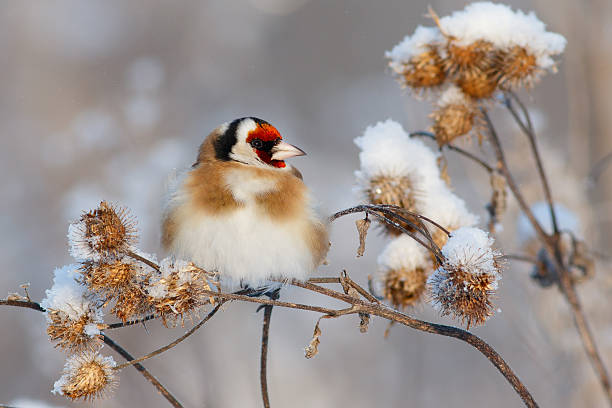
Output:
165,169,319,290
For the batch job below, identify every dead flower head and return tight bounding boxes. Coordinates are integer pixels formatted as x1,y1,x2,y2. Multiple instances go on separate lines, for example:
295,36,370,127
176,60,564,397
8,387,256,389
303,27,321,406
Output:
53,351,117,401
68,201,137,261
427,227,502,328
374,235,432,309
366,174,421,235
46,310,104,351
146,258,214,326
496,45,540,89
431,85,479,146
444,39,495,77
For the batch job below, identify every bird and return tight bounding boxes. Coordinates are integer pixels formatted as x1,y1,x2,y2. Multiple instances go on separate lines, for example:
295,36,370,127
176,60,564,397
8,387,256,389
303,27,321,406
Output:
161,117,329,294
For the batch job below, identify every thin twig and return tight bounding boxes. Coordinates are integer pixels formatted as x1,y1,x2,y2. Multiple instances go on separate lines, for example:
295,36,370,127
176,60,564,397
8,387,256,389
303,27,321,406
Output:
125,250,161,272
410,130,494,173
484,108,612,406
504,92,559,235
112,303,224,370
482,109,551,243
260,305,273,408
102,335,183,408
0,299,45,312
108,313,158,329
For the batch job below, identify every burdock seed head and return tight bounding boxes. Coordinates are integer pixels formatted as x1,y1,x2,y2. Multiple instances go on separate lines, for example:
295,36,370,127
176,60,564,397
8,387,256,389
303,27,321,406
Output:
53,351,117,401
68,201,137,262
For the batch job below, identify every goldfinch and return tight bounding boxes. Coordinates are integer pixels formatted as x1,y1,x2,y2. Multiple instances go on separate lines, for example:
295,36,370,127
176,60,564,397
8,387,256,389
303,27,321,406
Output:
162,117,329,292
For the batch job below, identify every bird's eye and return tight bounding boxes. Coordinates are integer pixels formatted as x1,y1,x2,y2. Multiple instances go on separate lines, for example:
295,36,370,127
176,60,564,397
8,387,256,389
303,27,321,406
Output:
275,138,281,145
251,139,263,149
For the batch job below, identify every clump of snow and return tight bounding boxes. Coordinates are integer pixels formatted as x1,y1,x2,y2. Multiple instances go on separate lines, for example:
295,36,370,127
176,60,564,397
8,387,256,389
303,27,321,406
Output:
385,26,443,72
441,227,501,283
437,85,471,107
378,234,430,272
439,2,566,69
371,235,430,298
354,119,478,231
517,201,580,243
41,265,103,325
354,119,440,182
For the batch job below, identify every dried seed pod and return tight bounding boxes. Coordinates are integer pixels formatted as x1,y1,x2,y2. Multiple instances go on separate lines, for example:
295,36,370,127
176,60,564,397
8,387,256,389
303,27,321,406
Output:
366,174,420,235
428,227,502,328
68,202,137,261
146,259,214,326
383,265,429,309
355,217,371,257
444,39,495,77
53,351,117,401
396,48,447,90
495,45,540,89
455,67,499,99
431,86,478,146
374,235,432,309
46,310,103,351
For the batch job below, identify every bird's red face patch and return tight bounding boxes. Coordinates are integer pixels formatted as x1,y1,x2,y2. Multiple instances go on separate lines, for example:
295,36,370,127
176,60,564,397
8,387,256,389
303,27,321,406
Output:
246,123,286,168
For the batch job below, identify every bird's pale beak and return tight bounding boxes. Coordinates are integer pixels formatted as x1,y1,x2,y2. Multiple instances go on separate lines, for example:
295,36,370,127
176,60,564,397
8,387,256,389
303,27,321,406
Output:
271,141,306,161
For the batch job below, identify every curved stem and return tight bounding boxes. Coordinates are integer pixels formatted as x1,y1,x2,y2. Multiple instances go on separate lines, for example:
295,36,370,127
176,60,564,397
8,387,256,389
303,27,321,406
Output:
112,303,224,370
410,131,494,173
504,92,559,235
260,305,273,408
102,335,183,408
484,107,612,406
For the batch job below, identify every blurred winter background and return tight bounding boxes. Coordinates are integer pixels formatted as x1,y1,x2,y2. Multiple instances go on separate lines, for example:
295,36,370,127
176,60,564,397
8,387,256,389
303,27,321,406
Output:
1,0,611,407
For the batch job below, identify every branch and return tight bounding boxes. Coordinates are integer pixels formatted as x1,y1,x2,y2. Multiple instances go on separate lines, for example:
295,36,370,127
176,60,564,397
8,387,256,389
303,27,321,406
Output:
108,313,158,329
260,305,273,408
483,108,612,406
102,335,183,408
504,92,559,235
0,299,45,312
481,109,552,245
410,130,494,173
111,303,224,370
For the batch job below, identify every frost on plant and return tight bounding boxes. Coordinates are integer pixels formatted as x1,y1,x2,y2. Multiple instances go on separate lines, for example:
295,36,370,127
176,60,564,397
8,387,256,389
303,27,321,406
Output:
53,351,117,401
428,227,502,328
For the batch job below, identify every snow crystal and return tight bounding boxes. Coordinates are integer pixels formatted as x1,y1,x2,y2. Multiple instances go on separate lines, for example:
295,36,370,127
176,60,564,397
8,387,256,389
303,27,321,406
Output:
517,201,580,243
439,2,566,69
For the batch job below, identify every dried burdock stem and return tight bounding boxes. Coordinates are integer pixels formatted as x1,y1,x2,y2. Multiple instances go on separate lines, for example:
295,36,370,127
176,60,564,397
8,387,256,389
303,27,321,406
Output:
124,250,161,272
503,92,559,235
112,303,224,370
102,335,183,408
0,299,45,312
330,205,444,263
410,131,494,173
3,282,538,406
107,313,158,329
260,305,273,408
483,109,612,406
